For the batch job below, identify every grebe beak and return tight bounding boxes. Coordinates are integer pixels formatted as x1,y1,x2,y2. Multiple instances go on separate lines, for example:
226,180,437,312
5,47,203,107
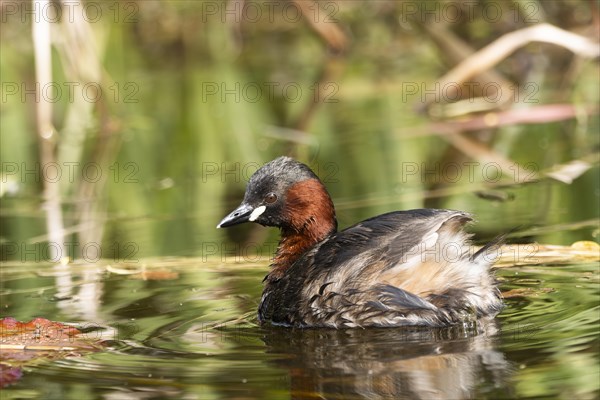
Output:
217,202,254,228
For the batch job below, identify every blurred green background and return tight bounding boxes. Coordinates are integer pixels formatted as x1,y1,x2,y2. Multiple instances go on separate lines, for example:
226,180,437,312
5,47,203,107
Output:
1,0,598,262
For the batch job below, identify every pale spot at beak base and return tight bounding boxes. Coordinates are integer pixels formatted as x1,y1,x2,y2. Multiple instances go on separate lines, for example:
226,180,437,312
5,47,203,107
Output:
249,205,266,222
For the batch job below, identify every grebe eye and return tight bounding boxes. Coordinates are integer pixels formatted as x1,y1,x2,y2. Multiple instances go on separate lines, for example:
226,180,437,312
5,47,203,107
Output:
265,193,278,204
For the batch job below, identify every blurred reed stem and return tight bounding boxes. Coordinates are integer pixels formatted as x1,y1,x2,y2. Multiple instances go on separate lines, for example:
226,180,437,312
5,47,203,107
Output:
32,0,65,261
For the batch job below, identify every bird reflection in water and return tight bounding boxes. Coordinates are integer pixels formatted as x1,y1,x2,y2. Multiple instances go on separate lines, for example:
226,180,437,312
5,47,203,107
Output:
261,320,512,399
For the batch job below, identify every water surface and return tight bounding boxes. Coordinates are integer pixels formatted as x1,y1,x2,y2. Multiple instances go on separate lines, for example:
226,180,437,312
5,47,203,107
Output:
1,258,598,399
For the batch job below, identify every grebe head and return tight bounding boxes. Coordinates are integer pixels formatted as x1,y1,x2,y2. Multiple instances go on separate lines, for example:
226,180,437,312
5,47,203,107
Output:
217,157,337,236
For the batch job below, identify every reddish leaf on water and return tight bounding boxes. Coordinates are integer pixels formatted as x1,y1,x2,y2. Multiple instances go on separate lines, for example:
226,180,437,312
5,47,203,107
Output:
1,317,82,341
0,317,101,387
0,317,106,387
1,318,103,354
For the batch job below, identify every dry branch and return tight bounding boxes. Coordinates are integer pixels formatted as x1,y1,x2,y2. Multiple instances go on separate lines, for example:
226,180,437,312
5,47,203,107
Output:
438,23,599,90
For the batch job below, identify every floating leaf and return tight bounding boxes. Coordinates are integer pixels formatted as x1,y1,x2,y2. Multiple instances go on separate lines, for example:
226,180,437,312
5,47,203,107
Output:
1,317,83,345
133,269,180,281
106,265,179,280
571,241,600,252
0,318,104,387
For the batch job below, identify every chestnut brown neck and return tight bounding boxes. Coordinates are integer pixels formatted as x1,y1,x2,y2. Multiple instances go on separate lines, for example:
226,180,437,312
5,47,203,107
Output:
266,179,337,282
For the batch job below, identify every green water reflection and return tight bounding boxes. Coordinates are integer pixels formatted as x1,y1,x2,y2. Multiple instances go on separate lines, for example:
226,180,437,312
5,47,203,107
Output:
1,260,598,399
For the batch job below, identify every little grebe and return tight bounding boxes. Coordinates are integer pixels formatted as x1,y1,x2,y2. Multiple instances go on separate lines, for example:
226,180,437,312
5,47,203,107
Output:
218,157,503,328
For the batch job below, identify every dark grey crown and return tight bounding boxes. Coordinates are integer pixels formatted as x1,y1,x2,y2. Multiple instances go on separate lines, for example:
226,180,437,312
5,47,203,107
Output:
243,157,318,200
250,156,318,186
